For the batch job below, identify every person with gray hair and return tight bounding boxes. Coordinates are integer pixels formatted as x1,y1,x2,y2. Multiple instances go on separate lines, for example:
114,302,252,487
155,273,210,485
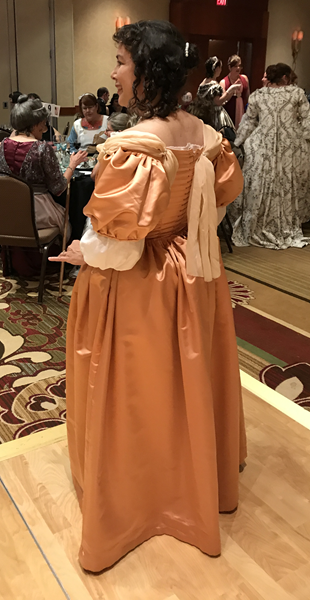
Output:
27,92,61,141
105,112,129,135
0,94,87,276
90,113,131,182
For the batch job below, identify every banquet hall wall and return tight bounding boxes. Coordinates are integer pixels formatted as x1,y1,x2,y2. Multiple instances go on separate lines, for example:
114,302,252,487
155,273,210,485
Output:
0,0,52,124
0,0,310,127
70,0,170,101
266,0,310,90
170,0,310,94
0,0,170,127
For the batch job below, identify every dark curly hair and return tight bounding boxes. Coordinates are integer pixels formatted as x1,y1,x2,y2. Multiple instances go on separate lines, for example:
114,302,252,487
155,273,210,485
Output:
113,20,199,119
266,63,292,85
187,97,215,127
205,56,222,79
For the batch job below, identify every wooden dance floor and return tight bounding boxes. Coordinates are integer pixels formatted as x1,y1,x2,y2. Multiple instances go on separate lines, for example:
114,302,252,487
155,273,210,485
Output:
0,388,310,600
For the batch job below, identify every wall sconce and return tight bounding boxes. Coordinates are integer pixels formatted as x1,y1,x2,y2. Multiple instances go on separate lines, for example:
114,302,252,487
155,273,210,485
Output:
115,16,131,31
292,29,304,68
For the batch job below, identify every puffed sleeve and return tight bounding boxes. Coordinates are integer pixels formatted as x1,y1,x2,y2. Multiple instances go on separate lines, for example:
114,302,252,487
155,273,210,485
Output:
40,142,67,195
84,148,174,240
80,141,178,271
203,126,243,207
212,138,244,207
209,83,224,99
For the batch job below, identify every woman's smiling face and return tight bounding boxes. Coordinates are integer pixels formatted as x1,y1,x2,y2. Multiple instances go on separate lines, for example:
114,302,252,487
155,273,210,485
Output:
111,44,136,107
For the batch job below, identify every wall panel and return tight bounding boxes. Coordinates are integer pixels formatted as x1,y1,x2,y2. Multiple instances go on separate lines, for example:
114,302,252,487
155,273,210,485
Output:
0,1,11,125
73,0,170,101
55,0,74,106
266,0,310,90
14,0,52,102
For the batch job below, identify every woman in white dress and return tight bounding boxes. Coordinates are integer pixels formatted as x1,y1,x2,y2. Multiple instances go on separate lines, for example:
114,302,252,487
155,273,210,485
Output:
232,63,310,249
67,93,109,152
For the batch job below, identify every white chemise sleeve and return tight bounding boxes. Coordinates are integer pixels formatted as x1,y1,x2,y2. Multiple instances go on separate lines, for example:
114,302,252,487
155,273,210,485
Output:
80,222,145,271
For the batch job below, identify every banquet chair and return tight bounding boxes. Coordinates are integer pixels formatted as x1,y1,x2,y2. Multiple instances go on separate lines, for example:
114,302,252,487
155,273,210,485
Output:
0,128,10,142
0,171,62,303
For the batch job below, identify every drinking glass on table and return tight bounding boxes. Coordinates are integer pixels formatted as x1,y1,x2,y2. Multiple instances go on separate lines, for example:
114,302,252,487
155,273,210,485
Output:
62,151,71,169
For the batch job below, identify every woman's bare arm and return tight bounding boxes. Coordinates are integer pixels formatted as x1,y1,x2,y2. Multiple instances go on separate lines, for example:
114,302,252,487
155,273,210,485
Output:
215,84,242,106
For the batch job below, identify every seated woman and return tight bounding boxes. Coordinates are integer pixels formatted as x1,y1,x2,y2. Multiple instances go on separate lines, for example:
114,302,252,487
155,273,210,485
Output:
67,93,109,153
89,113,131,188
108,93,127,116
220,55,250,128
198,56,241,136
0,94,87,275
27,93,61,142
93,111,130,144
106,112,129,135
231,63,310,249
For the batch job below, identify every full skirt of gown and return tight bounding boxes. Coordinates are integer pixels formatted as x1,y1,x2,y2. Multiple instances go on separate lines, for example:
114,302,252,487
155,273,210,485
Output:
231,86,310,249
66,234,247,572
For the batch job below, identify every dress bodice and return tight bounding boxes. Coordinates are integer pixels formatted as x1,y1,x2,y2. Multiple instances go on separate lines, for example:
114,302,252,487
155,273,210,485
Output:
147,145,203,239
74,117,108,150
0,138,66,195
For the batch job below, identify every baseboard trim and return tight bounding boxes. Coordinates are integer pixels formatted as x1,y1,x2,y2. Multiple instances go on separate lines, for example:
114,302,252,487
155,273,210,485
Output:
0,423,67,462
240,370,310,431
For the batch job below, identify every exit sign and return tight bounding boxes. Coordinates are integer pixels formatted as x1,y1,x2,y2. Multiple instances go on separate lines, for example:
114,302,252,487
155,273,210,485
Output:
217,0,227,5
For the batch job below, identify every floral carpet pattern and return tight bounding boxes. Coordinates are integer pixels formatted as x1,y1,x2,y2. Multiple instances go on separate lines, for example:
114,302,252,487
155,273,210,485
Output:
228,280,254,309
0,269,256,444
261,363,310,409
1,264,308,445
0,269,72,442
233,304,310,411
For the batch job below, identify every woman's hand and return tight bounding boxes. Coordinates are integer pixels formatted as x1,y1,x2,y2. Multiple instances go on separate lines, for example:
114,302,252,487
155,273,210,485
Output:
48,240,85,265
230,83,242,96
69,150,88,170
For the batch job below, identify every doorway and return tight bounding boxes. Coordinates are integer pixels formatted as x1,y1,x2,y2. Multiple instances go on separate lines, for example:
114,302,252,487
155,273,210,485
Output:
208,39,253,84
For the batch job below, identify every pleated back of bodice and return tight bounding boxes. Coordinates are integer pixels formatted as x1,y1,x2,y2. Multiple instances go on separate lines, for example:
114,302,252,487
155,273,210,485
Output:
147,145,203,239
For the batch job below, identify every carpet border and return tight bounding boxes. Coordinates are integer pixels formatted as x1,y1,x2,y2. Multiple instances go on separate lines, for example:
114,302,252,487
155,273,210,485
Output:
243,305,310,338
0,371,309,461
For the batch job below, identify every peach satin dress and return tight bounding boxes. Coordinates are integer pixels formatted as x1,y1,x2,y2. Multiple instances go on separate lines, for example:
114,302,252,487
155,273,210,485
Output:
66,125,246,572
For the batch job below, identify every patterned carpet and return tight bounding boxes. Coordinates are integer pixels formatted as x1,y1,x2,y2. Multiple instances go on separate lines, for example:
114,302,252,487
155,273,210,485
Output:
234,305,310,410
0,268,72,443
0,262,309,444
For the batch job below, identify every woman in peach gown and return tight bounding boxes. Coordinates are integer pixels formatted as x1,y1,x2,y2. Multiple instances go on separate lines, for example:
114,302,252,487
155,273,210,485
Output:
51,20,246,572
